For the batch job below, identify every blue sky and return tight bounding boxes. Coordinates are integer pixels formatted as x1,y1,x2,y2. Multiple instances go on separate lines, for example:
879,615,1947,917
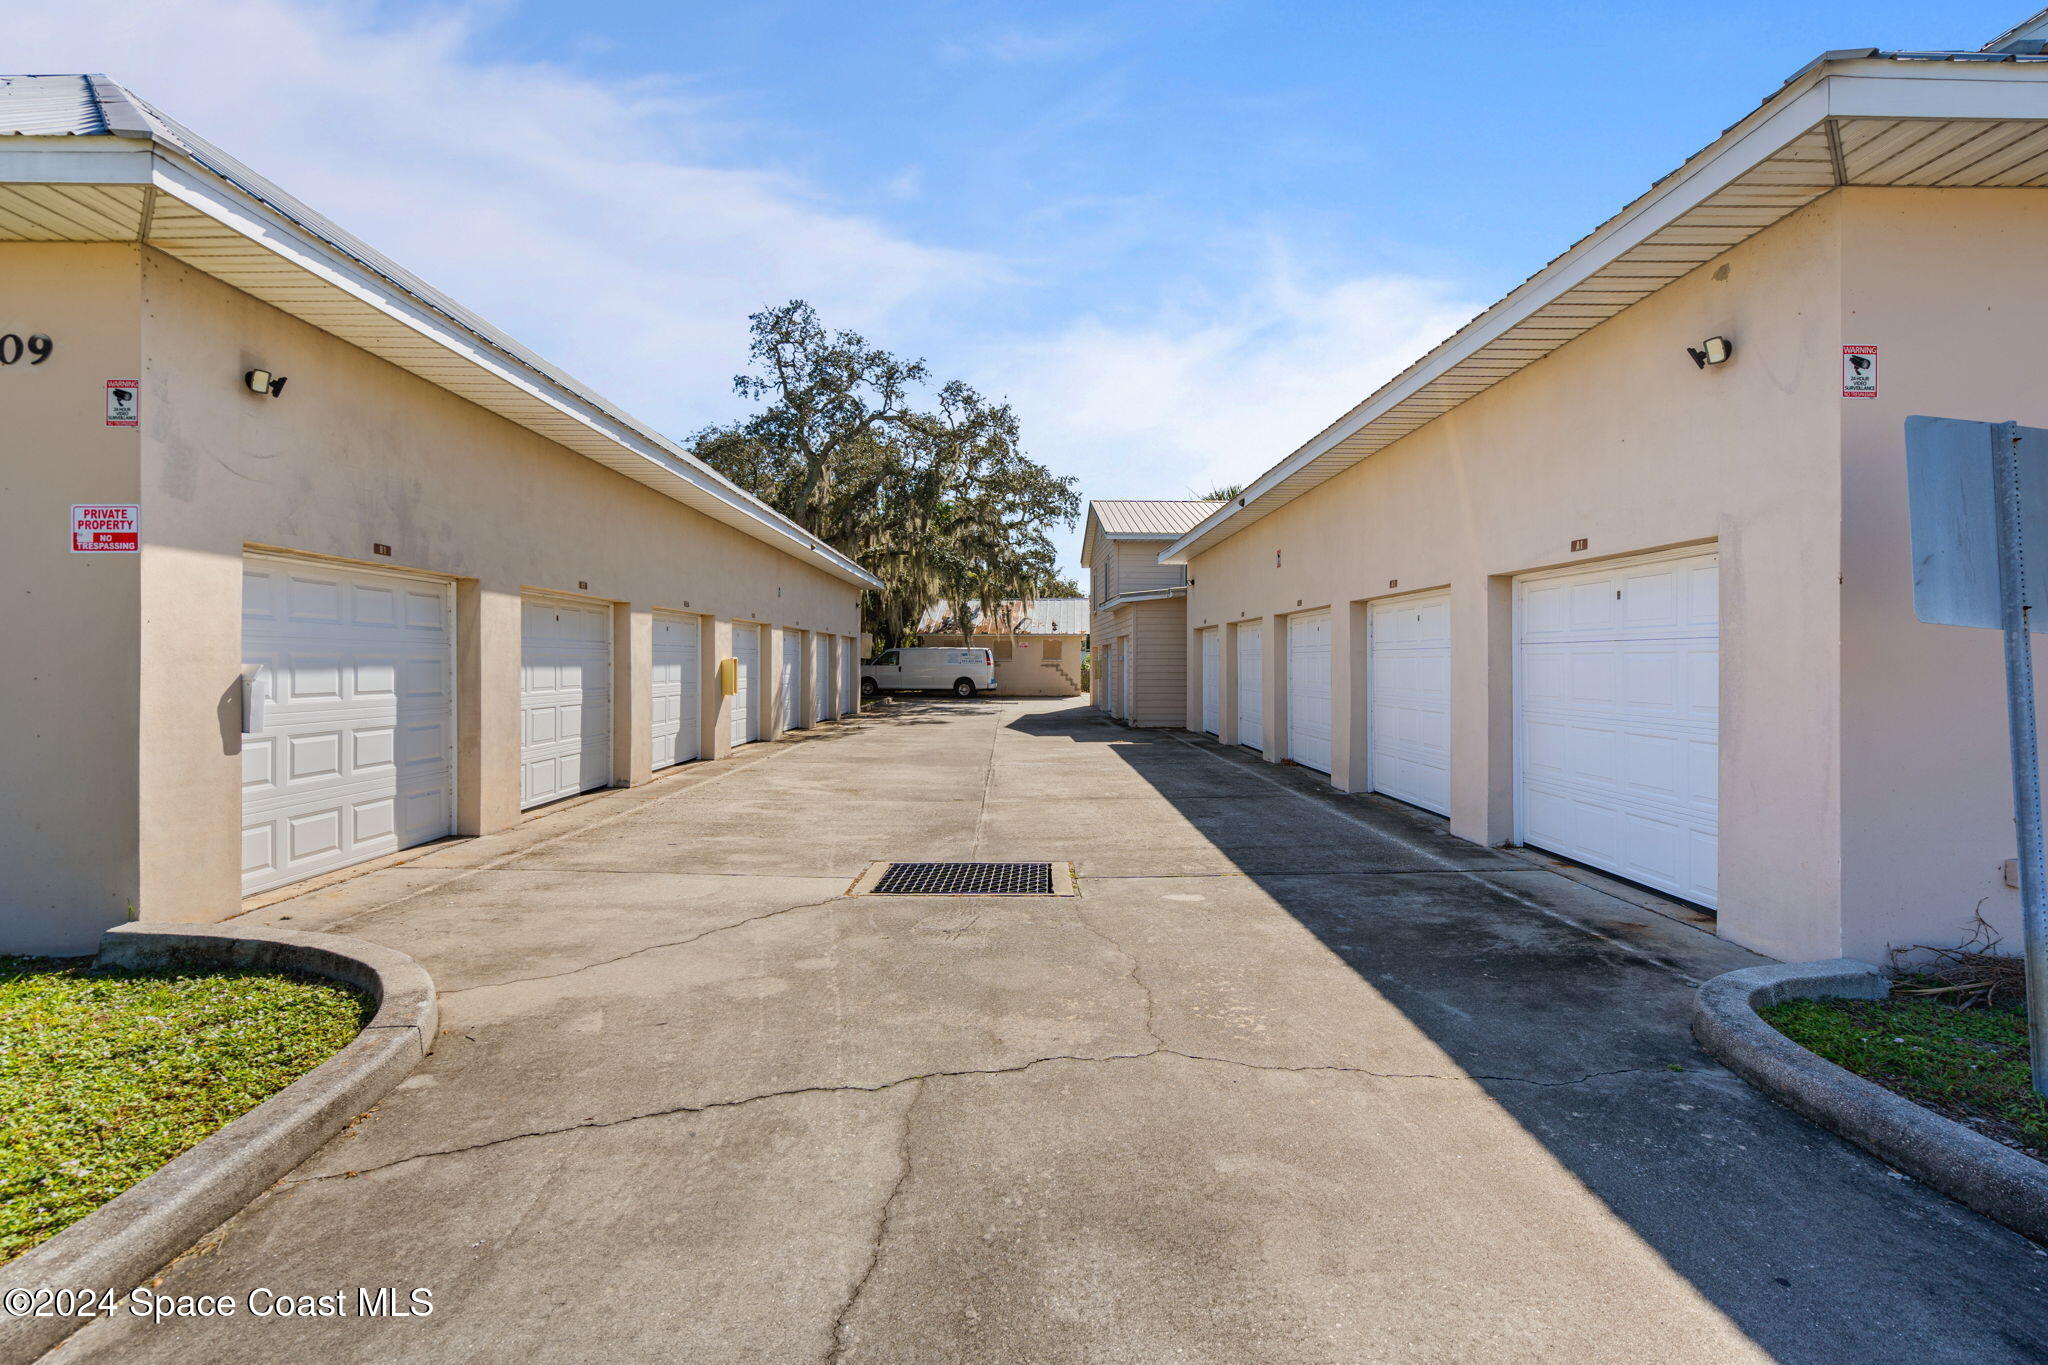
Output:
14,0,2026,576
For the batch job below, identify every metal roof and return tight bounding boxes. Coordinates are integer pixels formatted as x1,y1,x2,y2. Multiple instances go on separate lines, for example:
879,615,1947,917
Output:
0,75,110,137
1088,500,1224,537
1160,41,2048,564
920,598,1090,635
0,75,880,589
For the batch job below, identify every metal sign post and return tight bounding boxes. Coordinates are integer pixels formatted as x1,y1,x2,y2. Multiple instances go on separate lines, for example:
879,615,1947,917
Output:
1906,415,2048,1096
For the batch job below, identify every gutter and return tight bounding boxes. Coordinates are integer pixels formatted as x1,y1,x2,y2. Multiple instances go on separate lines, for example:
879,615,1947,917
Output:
1100,587,1188,610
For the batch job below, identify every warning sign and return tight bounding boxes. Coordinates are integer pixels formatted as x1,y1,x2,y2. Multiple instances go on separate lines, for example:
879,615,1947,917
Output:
105,380,139,426
1842,345,1878,399
71,504,139,554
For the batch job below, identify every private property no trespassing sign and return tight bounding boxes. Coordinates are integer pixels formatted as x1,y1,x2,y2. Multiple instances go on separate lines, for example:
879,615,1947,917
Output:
72,504,139,553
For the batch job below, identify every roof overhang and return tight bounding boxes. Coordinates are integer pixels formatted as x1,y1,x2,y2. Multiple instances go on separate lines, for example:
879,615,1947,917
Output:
1161,53,2048,564
1101,587,1187,610
0,83,881,590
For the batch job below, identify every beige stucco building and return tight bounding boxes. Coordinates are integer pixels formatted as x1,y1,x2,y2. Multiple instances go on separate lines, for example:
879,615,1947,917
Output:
1082,501,1219,727
1158,30,2048,965
1,76,874,955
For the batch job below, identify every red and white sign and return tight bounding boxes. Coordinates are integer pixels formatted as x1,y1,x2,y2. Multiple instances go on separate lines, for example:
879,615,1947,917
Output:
1842,344,1878,399
105,379,139,426
71,504,139,554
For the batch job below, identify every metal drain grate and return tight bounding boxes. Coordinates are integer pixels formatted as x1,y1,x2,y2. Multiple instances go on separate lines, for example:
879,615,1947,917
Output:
848,861,1075,897
873,862,1053,896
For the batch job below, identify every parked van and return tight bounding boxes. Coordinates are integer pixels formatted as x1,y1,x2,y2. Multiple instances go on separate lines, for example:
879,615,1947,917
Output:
862,646,998,698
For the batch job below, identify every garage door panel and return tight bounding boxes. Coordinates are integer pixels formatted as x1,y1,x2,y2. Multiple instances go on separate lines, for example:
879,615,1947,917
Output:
1369,593,1452,816
1286,611,1332,774
1516,550,1718,908
652,612,702,770
1201,630,1221,735
352,796,396,843
352,726,397,771
521,597,613,808
1235,625,1263,751
288,575,343,623
733,625,760,745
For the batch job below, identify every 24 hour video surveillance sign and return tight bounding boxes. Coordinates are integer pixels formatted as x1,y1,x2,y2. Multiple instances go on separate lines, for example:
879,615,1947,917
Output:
1842,345,1878,398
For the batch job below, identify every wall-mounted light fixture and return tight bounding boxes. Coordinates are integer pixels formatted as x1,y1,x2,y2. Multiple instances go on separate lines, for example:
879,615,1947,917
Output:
245,369,288,396
1685,336,1733,369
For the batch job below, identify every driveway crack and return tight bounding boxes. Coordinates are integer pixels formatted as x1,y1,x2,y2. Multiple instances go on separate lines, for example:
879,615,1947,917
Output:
827,1080,922,1364
282,1050,1162,1185
1070,912,1160,1049
439,896,848,996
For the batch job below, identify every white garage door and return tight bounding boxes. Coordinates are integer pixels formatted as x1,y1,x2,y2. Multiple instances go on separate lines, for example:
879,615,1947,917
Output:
241,557,454,896
1286,610,1332,773
521,596,612,808
1368,592,1452,816
781,631,802,731
732,624,760,746
651,611,700,771
1516,549,1719,907
1200,628,1221,735
813,633,831,723
1235,623,1264,751
840,637,856,713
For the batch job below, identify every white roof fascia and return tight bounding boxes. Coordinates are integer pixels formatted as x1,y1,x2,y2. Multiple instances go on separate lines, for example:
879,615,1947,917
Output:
0,137,150,183
1159,59,2048,565
142,152,880,589
1101,587,1187,610
0,118,880,590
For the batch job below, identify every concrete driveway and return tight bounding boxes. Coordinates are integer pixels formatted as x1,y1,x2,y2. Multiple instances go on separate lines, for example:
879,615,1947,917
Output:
61,699,2047,1362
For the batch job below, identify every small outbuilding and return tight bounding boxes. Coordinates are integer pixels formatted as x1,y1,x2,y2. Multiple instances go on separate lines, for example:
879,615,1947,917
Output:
1081,501,1220,727
918,599,1088,696
0,76,877,954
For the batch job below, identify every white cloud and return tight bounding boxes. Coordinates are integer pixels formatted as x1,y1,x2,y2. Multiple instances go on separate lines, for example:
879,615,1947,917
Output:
7,0,995,433
979,263,1480,564
9,0,1482,580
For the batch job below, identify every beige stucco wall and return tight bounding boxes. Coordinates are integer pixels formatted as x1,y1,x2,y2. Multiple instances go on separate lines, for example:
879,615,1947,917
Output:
1184,195,1845,960
0,244,144,952
2,242,862,953
919,634,1084,696
1834,188,2048,962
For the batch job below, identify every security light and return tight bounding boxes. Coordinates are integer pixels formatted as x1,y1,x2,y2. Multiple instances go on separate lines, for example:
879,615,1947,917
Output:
244,369,288,396
1686,336,1733,369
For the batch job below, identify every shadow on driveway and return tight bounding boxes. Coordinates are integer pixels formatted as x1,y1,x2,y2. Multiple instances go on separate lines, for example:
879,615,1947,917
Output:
1006,702,2048,1362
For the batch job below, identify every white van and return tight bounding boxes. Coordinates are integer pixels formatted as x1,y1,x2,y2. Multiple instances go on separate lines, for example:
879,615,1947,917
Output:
862,646,998,698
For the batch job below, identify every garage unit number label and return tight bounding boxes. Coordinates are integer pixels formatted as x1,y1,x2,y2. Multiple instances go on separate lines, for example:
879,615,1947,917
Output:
72,504,139,554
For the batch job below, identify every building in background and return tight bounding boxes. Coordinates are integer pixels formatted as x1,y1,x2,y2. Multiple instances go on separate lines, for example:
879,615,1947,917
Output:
918,598,1087,696
0,76,874,954
1082,500,1219,727
1158,21,2048,965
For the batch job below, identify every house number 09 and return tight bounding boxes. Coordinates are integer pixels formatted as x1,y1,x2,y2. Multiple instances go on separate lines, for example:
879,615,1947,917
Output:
0,334,54,365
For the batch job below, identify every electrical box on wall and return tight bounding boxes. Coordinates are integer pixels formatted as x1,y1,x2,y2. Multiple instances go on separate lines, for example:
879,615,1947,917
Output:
719,657,739,696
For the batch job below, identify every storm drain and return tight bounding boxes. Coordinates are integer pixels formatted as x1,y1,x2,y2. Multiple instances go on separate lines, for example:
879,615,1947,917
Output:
851,861,1076,897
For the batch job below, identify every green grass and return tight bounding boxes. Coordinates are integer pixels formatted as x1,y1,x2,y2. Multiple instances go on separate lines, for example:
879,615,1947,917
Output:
1762,981,2048,1159
0,955,369,1262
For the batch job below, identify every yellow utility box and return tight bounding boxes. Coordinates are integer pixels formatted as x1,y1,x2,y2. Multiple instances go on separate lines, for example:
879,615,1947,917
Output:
719,657,739,696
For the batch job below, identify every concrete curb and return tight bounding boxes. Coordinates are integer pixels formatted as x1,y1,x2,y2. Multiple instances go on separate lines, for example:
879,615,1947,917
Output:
1694,958,2048,1244
0,922,435,1362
